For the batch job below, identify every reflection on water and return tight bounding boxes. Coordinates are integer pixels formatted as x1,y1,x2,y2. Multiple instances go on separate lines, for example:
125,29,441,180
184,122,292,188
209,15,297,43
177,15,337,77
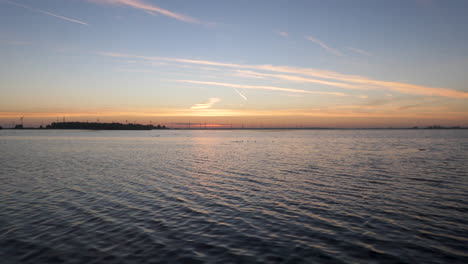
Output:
1,129,467,263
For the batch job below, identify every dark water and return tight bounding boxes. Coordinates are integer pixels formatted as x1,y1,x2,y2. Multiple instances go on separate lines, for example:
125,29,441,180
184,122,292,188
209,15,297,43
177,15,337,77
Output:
1,129,467,263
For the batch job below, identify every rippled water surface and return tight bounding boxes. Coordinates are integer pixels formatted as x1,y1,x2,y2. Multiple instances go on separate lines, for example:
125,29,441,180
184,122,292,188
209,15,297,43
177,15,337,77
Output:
1,129,467,263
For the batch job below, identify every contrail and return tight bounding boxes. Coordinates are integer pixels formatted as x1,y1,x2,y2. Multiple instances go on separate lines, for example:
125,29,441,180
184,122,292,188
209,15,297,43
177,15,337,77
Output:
306,36,341,56
347,47,372,56
4,0,89,25
233,88,248,101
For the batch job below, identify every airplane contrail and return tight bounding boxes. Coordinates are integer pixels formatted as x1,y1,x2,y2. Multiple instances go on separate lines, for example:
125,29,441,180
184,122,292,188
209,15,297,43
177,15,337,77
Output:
4,0,89,25
233,87,248,101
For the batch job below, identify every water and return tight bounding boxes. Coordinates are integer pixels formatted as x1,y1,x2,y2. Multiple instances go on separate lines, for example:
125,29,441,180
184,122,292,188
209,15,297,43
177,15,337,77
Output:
1,129,467,263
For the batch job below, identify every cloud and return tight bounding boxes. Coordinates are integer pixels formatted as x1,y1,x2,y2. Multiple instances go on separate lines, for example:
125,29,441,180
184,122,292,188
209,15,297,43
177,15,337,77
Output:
347,47,373,56
180,80,347,96
305,36,342,56
4,0,88,25
234,70,364,90
101,52,468,98
144,10,158,16
233,70,266,79
191,98,221,110
89,0,205,24
276,31,288,37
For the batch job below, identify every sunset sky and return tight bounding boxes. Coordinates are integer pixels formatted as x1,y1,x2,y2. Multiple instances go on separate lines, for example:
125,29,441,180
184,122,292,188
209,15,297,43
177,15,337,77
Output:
1,0,467,128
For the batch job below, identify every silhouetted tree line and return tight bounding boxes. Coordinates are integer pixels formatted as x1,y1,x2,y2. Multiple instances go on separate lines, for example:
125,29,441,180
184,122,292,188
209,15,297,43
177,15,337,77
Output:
426,125,461,129
46,122,167,130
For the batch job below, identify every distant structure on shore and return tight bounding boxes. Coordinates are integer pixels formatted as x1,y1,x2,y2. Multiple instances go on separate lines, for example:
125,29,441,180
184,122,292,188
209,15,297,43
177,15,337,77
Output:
4,122,467,130
424,125,462,129
45,122,167,130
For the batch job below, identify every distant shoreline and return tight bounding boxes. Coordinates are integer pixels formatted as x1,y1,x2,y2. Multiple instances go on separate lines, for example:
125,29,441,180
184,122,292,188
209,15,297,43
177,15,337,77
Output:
177,127,468,130
2,127,467,131
1,122,467,130
1,122,168,130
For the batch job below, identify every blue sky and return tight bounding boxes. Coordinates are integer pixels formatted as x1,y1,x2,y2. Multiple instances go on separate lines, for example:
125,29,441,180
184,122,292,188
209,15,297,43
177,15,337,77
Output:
1,0,467,127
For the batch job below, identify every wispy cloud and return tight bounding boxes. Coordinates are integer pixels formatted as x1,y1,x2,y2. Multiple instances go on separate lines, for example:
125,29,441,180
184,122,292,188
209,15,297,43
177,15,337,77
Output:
4,0,88,25
89,0,205,24
276,31,288,37
191,98,221,110
232,70,266,79
305,36,342,56
144,10,158,16
101,52,468,98
180,80,347,96
347,47,373,56
234,70,364,90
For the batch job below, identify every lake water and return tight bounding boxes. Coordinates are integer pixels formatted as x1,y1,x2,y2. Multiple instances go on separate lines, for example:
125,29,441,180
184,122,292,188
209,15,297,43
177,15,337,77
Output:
1,129,467,263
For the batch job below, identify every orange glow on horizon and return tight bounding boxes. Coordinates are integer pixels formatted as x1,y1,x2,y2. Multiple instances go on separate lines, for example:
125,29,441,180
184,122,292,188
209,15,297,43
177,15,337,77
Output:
1,106,467,129
1,108,467,119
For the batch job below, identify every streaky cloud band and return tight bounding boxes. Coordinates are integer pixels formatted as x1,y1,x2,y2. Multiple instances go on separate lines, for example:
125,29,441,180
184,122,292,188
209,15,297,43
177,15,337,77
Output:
4,0,88,25
100,52,468,99
179,80,347,96
89,0,209,25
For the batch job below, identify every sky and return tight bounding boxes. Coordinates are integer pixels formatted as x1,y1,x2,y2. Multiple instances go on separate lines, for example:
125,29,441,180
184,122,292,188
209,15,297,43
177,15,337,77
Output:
1,0,468,128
